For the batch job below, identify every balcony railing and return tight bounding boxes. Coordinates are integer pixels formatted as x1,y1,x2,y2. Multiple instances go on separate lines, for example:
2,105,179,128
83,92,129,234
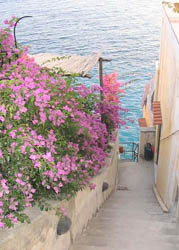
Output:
119,142,139,162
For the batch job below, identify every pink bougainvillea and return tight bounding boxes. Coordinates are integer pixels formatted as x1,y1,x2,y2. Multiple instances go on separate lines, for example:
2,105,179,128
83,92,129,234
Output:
0,18,126,228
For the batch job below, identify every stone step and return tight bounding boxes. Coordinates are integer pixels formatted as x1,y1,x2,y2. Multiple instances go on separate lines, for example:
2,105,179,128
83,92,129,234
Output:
72,235,179,250
94,212,173,222
89,215,176,226
72,243,178,250
71,246,124,250
80,230,179,243
84,225,179,236
92,216,175,227
95,208,165,216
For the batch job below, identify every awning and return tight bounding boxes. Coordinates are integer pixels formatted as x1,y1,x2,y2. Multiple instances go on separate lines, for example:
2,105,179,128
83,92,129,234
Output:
30,53,101,78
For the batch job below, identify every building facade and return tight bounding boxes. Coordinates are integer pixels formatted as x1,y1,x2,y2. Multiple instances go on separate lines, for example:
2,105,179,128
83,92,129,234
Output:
140,2,179,213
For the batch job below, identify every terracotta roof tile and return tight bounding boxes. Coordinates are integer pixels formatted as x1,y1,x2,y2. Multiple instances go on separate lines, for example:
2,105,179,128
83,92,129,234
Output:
152,101,162,125
138,118,147,127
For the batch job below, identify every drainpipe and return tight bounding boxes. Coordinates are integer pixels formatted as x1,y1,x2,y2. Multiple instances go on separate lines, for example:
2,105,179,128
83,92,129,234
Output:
156,124,162,164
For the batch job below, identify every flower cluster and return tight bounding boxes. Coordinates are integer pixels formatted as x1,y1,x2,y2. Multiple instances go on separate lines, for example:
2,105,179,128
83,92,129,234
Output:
0,18,124,228
103,72,124,103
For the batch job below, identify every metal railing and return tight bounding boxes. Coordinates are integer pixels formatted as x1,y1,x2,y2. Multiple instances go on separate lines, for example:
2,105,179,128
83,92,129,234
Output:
119,142,139,162
0,16,32,73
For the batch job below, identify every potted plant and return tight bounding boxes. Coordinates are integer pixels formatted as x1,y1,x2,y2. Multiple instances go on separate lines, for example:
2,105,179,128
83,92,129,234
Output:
119,146,124,154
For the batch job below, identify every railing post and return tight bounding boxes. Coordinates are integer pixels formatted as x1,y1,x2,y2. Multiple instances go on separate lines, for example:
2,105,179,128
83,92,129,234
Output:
119,142,139,162
99,57,104,101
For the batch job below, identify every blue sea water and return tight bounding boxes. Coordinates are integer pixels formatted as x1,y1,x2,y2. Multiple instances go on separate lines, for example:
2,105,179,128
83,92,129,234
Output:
0,0,162,143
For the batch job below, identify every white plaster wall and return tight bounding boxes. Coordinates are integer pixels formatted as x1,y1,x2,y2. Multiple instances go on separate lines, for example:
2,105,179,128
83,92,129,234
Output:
155,3,179,209
165,134,179,210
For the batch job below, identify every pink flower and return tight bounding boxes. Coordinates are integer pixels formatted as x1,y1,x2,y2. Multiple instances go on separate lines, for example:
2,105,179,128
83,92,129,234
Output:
29,154,37,160
11,217,18,223
20,145,26,154
34,161,41,168
32,119,38,125
10,22,14,28
30,188,36,193
6,124,12,129
5,189,9,194
15,178,21,184
60,207,67,217
14,48,19,54
10,130,16,139
39,112,46,123
0,151,3,158
89,183,96,190
53,186,59,193
4,19,8,25
9,205,17,211
19,107,27,113
0,106,6,114
42,180,46,186
63,106,71,112
25,202,31,208
58,182,63,188
0,116,5,123
0,201,3,207
43,152,54,162
0,221,5,228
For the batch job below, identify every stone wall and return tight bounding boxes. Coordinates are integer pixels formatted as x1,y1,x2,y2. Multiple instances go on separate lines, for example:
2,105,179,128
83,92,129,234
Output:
0,132,119,250
139,127,155,159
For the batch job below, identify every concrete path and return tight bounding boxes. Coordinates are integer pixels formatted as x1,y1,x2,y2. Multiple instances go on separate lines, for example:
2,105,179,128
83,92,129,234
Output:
71,161,179,250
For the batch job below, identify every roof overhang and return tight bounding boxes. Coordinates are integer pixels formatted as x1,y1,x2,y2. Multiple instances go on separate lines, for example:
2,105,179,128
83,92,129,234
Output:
152,101,162,125
30,53,101,78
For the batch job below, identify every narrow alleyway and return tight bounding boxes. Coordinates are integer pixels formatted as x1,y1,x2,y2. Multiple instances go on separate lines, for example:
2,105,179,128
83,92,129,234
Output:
71,161,179,250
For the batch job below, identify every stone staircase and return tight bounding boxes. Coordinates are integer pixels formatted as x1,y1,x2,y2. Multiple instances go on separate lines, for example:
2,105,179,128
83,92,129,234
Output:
70,161,179,250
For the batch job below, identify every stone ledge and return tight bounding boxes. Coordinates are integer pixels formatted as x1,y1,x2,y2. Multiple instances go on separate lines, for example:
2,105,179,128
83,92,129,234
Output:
0,131,119,250
140,127,156,132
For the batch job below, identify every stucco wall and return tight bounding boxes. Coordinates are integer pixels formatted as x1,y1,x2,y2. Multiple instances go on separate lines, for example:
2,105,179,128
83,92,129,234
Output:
155,3,179,209
143,105,153,127
0,132,119,250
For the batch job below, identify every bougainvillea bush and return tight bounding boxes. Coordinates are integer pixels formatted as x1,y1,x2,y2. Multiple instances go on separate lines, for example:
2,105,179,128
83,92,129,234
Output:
0,18,122,228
